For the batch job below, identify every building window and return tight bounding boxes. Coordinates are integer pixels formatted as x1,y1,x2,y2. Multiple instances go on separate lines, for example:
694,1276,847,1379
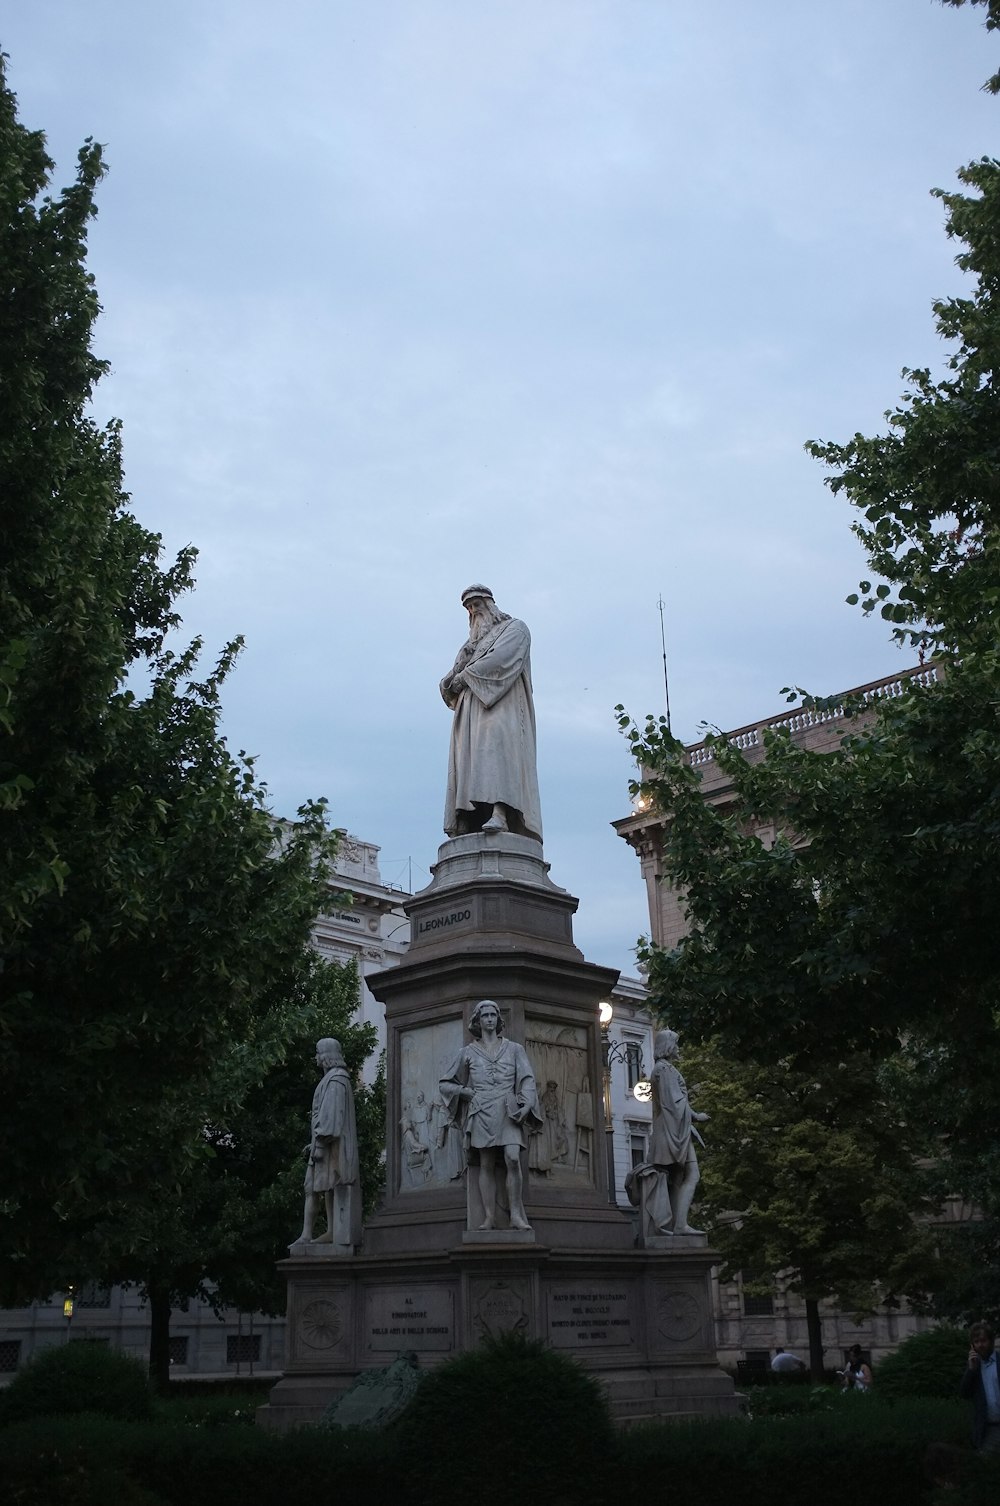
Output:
626,1123,647,1170
76,1282,112,1308
0,1339,21,1372
741,1273,775,1316
226,1334,261,1365
169,1337,189,1367
624,1040,644,1092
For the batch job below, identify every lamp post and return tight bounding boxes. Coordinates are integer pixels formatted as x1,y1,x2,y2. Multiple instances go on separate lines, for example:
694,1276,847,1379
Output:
598,1003,648,1206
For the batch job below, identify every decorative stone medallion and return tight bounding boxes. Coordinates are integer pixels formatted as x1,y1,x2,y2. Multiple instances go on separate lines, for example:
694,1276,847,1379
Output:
298,1297,344,1350
656,1291,702,1344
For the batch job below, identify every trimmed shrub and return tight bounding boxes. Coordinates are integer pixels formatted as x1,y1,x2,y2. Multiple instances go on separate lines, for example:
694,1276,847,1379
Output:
740,1382,841,1417
875,1325,970,1400
616,1397,969,1506
390,1331,616,1506
0,1340,154,1425
1,1418,166,1506
1,1415,393,1506
154,1389,259,1428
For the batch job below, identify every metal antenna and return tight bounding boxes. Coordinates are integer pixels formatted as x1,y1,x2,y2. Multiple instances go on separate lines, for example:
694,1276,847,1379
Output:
657,595,672,732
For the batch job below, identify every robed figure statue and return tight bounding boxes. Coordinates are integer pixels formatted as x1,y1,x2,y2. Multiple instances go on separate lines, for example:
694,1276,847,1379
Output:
439,584,542,843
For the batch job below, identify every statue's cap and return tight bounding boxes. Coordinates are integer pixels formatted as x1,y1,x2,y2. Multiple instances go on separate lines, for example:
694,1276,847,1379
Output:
461,583,494,606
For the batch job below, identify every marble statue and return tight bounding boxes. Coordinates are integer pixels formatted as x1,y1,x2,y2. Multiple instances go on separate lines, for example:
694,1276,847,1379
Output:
299,1038,362,1252
439,1000,543,1231
439,584,542,842
627,1029,708,1238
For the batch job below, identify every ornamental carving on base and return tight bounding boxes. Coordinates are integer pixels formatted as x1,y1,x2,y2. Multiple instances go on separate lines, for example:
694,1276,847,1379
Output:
656,1291,702,1344
474,1280,529,1339
298,1297,344,1350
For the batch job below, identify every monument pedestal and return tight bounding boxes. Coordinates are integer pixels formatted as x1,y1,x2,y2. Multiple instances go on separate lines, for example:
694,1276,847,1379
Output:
259,831,736,1428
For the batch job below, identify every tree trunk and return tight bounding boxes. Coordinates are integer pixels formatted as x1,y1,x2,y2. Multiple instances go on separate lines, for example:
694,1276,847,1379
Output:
805,1296,824,1382
147,1286,172,1394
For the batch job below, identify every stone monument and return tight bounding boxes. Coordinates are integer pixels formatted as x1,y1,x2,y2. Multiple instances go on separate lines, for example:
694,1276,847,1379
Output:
259,585,736,1428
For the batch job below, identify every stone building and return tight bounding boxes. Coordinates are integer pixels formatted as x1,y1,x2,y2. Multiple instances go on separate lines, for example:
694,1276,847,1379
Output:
610,665,943,1376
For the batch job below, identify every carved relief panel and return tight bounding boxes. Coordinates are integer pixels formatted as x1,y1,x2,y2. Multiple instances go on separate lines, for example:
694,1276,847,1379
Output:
398,1019,464,1191
523,1019,594,1185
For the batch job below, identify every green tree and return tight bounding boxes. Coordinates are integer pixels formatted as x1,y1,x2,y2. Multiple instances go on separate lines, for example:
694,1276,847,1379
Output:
941,1,1000,94
72,954,379,1389
680,1041,938,1377
618,43,1000,1319
0,51,381,1375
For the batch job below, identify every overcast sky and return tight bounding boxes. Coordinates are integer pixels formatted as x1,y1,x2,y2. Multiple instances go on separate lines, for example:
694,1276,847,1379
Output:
4,2,997,977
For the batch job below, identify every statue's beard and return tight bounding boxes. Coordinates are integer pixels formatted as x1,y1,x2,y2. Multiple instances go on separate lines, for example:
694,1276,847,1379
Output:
468,605,500,643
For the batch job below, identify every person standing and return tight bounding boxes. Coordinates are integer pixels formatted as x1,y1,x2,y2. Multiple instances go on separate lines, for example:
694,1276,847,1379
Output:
961,1321,1000,1450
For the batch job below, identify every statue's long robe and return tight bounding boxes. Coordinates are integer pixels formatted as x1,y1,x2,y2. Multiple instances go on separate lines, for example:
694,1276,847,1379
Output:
648,1058,695,1167
441,616,542,841
305,1065,362,1245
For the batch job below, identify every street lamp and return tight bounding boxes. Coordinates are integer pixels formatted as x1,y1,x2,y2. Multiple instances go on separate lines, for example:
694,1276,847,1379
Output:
598,1004,649,1204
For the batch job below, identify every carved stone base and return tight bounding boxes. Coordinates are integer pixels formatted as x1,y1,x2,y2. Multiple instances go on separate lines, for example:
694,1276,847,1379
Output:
257,1242,737,1431
287,1238,357,1259
639,1233,709,1251
461,1228,536,1245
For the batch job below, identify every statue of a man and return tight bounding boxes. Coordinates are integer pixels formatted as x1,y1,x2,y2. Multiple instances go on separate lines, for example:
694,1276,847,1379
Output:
439,1000,543,1232
439,584,542,842
299,1037,362,1252
628,1029,709,1238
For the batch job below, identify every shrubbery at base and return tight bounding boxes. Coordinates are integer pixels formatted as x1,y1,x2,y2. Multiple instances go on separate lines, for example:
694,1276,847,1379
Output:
0,1395,987,1506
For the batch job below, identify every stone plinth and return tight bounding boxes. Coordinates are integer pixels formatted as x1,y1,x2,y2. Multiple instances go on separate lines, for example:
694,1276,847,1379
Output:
258,1241,732,1430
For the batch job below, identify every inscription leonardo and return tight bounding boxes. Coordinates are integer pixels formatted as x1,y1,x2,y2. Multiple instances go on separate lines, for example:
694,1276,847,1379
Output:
417,907,472,935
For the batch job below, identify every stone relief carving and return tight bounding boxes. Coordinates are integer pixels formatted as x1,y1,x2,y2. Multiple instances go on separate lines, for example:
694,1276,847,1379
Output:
398,1019,464,1191
524,1021,594,1184
473,1279,529,1339
298,1297,344,1350
656,1291,703,1344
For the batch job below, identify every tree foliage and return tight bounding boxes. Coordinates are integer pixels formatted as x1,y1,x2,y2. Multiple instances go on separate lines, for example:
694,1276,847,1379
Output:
0,51,379,1354
619,59,1000,1318
680,1040,939,1373
940,0,1000,94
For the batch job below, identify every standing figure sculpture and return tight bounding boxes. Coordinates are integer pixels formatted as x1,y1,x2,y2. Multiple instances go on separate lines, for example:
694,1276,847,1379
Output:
439,584,542,842
627,1029,708,1238
298,1038,362,1253
439,1000,543,1232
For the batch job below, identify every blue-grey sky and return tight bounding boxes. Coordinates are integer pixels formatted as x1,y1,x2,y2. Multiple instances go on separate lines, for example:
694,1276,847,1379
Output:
4,2,997,975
